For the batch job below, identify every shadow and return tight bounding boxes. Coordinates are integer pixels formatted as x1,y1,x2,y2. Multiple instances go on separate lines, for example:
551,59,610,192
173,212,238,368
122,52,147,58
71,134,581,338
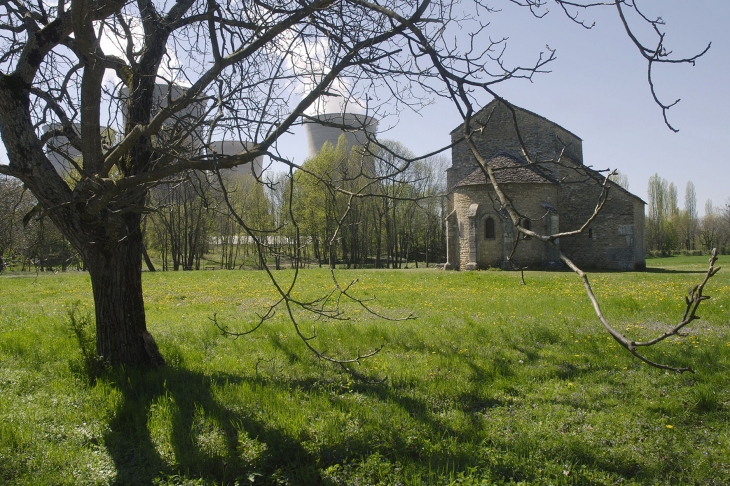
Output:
642,267,706,274
538,266,706,275
103,366,319,485
268,333,303,365
97,332,682,485
518,263,710,275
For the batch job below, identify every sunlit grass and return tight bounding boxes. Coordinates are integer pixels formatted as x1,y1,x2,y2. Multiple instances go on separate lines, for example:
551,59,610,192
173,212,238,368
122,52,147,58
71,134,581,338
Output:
0,255,728,484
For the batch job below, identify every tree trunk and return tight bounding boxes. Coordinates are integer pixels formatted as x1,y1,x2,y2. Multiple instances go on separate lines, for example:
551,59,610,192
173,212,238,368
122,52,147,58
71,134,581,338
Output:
83,216,164,367
314,237,321,268
375,212,382,268
142,245,156,272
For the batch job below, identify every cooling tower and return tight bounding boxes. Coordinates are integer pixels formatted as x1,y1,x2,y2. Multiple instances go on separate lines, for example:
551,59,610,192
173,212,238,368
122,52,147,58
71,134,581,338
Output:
44,84,206,175
121,83,206,154
120,84,204,122
206,140,263,179
304,113,378,158
43,123,115,174
43,123,81,173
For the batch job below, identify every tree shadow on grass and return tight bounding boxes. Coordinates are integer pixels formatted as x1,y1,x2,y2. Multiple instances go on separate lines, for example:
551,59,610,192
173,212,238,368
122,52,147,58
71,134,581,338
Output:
99,330,685,485
101,356,511,485
528,265,707,275
642,267,706,274
103,365,319,485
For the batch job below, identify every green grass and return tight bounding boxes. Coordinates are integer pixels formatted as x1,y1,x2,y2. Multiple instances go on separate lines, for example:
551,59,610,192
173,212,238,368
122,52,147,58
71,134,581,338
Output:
1,256,729,485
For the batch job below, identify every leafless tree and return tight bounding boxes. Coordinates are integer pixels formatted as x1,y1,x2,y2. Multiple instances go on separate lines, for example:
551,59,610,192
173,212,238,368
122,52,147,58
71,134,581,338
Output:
0,176,26,269
147,171,213,271
0,0,715,371
699,201,728,254
0,0,465,366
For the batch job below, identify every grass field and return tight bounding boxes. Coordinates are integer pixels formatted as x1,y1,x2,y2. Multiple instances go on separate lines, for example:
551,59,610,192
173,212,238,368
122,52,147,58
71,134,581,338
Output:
1,255,729,485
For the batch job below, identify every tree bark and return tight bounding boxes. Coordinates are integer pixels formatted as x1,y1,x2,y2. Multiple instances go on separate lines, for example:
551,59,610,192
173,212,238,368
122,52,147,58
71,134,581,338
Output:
83,213,164,367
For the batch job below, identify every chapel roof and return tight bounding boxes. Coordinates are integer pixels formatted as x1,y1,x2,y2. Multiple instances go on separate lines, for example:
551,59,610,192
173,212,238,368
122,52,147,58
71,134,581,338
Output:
449,99,582,142
455,153,556,187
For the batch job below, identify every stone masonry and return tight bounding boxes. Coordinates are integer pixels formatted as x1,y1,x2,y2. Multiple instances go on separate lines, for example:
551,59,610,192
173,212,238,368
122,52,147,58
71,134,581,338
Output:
445,100,645,271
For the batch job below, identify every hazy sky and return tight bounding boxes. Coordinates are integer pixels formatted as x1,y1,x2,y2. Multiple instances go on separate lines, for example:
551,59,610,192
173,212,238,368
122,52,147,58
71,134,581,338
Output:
3,2,726,215
274,1,729,215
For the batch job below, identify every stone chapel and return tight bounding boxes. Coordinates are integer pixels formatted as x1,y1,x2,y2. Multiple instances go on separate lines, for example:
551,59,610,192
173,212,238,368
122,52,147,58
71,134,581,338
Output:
444,100,646,271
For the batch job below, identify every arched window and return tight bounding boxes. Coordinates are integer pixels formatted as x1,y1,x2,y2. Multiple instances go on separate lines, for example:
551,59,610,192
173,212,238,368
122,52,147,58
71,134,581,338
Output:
484,217,495,239
522,218,531,239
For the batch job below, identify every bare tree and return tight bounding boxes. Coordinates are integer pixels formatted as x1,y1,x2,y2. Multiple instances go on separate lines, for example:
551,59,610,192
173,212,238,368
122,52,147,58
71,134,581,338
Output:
0,176,26,269
699,200,728,253
148,172,213,271
0,0,467,366
0,0,714,371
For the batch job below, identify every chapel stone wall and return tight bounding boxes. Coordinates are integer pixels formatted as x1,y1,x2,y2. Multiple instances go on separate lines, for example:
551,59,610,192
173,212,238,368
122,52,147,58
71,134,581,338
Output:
558,172,646,270
452,183,560,270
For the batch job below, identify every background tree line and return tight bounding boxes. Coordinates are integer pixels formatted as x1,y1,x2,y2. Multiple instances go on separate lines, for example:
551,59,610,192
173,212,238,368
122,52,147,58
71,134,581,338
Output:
6,165,730,272
646,174,730,255
282,137,447,270
0,176,79,272
1,136,447,272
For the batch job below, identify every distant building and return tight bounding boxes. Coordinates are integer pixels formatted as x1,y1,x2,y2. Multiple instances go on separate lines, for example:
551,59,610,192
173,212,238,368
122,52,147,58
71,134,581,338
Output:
119,83,206,159
121,83,205,124
304,113,378,157
205,140,263,181
445,100,645,271
123,84,265,179
43,83,203,174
